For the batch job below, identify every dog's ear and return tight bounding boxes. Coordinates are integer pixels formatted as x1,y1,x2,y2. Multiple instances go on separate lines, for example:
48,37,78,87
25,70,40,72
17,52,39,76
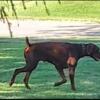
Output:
87,43,94,55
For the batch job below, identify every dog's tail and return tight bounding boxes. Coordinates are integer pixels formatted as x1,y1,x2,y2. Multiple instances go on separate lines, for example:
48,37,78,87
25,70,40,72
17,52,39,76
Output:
26,37,31,47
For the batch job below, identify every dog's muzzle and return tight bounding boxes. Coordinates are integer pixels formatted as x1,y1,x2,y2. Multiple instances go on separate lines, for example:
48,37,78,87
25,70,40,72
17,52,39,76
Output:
93,52,100,61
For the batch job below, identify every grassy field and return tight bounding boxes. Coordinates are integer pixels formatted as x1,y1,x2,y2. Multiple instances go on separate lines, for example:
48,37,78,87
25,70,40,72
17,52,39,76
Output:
0,1,100,22
0,38,100,99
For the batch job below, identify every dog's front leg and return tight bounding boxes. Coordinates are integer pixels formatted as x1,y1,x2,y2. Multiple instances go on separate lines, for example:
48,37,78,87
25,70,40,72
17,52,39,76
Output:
67,56,77,91
67,63,76,91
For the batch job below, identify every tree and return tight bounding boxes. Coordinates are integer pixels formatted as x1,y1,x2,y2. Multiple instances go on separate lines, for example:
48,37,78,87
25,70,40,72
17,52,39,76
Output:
0,0,61,38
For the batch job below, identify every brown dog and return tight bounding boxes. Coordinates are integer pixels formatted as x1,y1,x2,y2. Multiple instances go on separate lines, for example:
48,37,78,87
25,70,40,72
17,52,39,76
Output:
9,37,100,90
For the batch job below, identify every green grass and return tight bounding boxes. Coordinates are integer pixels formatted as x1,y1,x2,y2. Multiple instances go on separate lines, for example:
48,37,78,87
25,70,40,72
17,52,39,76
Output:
1,1,100,22
0,37,100,99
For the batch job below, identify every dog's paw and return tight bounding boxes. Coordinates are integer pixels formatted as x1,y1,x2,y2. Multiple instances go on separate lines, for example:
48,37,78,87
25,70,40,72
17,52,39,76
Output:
25,84,31,90
54,82,60,86
9,81,14,87
71,87,76,91
54,80,67,86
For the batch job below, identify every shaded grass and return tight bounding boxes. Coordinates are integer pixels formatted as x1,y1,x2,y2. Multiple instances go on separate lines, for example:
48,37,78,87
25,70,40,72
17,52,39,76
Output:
0,38,100,99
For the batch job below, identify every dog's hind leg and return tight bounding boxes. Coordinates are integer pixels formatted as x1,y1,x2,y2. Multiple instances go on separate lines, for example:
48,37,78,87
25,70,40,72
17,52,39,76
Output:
9,65,28,87
9,61,38,88
54,66,67,86
23,62,38,89
23,72,32,89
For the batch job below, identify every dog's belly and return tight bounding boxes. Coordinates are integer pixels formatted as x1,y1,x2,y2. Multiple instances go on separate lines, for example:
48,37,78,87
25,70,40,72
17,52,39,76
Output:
42,58,68,69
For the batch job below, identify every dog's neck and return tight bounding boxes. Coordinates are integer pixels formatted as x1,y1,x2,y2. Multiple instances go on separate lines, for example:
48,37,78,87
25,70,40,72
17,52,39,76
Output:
81,44,89,57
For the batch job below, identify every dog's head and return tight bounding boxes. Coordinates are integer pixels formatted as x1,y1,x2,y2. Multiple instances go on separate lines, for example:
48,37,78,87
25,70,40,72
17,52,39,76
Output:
87,43,100,61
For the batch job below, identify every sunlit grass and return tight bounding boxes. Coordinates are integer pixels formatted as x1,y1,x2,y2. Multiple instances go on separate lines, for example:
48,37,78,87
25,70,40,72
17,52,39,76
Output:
0,38,100,99
0,1,100,22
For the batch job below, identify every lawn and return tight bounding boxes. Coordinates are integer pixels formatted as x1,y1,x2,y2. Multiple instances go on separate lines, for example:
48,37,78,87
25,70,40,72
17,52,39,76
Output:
0,1,100,22
0,38,100,99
